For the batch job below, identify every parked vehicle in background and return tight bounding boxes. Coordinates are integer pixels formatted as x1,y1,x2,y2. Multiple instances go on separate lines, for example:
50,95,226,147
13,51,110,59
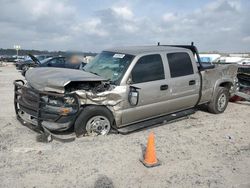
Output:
0,55,17,62
238,59,250,66
21,56,65,76
230,65,250,102
218,56,244,64
237,65,250,89
199,54,221,63
16,54,52,70
21,55,86,76
14,44,238,141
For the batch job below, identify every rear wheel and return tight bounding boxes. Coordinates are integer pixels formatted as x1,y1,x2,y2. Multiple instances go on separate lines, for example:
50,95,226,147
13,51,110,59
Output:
74,106,113,136
207,87,229,114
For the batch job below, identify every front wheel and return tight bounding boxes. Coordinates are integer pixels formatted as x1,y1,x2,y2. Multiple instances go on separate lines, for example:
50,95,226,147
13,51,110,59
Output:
74,106,114,136
207,87,229,114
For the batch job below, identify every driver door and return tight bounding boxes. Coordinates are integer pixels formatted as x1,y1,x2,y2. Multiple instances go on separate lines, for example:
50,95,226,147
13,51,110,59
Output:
121,54,170,125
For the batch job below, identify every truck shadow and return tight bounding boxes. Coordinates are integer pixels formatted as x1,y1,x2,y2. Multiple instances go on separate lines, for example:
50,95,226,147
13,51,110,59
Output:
196,105,209,113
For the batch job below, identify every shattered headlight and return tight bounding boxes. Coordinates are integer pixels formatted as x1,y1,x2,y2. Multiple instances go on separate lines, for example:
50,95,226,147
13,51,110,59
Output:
41,96,76,106
64,96,75,105
41,95,77,115
41,96,64,106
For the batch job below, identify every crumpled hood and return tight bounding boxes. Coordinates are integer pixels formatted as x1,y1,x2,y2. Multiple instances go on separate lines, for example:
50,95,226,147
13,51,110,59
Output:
25,67,106,93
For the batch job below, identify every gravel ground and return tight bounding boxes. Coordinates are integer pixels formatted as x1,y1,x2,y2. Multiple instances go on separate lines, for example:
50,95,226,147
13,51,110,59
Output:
0,66,250,188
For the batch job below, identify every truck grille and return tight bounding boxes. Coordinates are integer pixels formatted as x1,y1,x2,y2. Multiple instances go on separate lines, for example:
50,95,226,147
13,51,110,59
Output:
14,80,80,126
20,87,40,111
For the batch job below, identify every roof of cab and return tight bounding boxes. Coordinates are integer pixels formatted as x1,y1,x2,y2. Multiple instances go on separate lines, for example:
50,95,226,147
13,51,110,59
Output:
105,45,190,56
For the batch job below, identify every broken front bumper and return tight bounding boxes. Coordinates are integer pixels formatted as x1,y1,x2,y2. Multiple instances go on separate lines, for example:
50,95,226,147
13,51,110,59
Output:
14,80,80,134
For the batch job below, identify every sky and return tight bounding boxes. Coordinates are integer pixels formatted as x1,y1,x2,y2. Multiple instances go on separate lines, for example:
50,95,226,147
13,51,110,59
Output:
0,0,249,52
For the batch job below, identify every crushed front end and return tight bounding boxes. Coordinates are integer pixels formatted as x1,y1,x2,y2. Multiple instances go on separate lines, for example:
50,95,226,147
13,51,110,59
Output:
14,80,80,137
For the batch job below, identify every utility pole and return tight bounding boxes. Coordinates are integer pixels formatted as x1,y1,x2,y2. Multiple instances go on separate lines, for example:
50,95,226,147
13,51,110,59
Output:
14,45,21,59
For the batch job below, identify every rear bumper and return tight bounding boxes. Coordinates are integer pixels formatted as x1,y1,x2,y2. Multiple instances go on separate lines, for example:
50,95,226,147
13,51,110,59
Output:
14,80,80,134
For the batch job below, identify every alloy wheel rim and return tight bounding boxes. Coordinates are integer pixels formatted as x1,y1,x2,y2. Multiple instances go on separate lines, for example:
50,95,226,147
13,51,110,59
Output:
218,93,227,111
86,116,110,136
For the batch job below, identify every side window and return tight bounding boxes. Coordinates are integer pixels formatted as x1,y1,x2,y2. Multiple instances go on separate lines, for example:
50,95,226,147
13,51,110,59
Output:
131,54,165,84
49,58,65,67
167,52,194,78
65,61,81,69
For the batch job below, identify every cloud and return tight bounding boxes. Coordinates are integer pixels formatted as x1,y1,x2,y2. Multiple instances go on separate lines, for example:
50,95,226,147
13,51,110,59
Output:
157,0,250,51
79,18,109,37
111,6,134,20
0,0,249,52
78,6,139,39
0,0,76,48
242,36,250,42
162,13,178,22
0,0,75,29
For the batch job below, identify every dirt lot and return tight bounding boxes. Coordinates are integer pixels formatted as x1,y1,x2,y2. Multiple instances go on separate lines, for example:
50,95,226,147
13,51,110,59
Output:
0,65,249,188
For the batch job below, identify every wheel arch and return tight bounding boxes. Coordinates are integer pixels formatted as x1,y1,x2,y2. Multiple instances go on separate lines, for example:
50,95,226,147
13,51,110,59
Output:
211,79,233,102
218,81,233,90
77,104,118,129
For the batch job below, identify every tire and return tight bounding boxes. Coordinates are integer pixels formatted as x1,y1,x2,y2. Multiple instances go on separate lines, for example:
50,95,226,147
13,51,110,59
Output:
74,105,114,137
207,87,229,114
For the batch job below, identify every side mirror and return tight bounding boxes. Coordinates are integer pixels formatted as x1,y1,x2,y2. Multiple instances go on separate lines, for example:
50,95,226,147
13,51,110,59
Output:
128,86,140,106
200,62,215,70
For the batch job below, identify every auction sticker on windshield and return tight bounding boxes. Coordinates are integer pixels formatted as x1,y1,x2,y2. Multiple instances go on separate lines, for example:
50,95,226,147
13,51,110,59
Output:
113,54,125,58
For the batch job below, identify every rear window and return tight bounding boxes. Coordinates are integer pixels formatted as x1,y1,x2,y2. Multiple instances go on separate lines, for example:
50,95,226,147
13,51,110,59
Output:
167,52,194,78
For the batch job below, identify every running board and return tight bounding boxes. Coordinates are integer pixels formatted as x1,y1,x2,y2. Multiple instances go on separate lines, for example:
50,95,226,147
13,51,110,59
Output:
117,109,195,134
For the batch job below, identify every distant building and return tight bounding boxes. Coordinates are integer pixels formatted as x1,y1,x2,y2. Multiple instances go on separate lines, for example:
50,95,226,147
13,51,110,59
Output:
219,56,243,63
229,54,249,57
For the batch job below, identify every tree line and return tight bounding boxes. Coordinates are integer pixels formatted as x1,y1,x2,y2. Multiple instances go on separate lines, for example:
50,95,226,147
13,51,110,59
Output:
0,48,97,57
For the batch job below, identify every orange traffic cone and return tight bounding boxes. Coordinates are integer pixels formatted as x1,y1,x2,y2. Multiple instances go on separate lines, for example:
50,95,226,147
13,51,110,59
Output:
140,132,161,168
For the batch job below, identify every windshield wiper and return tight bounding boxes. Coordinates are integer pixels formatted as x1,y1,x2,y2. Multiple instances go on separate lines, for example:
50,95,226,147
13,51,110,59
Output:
84,69,115,84
88,70,101,77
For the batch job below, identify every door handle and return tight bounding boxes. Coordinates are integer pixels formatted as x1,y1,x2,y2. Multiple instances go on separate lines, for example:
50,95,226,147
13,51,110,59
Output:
160,84,168,90
189,80,196,85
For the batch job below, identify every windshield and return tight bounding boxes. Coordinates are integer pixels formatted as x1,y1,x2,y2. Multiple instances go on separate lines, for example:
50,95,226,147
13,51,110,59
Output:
40,57,53,64
36,55,46,61
83,51,134,84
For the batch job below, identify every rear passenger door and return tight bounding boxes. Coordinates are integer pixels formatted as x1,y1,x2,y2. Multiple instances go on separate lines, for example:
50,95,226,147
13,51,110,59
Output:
122,54,170,125
166,52,200,111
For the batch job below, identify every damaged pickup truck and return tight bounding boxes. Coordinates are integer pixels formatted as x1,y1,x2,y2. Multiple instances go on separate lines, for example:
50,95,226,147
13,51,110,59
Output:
14,44,238,141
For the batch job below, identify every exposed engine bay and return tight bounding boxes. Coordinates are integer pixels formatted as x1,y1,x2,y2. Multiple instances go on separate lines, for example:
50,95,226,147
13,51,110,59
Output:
65,81,111,93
